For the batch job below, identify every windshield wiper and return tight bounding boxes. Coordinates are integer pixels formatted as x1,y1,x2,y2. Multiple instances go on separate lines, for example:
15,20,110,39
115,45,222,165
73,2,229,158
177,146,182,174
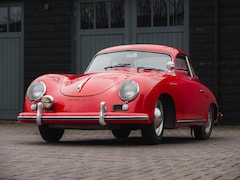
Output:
104,63,131,70
137,66,163,71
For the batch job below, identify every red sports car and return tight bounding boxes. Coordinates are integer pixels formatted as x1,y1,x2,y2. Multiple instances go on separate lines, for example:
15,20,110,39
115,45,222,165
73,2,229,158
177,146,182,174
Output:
18,44,222,144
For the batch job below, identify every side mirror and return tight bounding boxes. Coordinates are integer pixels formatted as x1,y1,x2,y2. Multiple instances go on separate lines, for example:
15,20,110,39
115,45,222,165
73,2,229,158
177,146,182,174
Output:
166,61,175,73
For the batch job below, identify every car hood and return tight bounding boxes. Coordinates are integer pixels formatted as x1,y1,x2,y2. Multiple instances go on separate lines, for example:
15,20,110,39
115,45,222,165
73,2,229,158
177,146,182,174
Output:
60,72,130,97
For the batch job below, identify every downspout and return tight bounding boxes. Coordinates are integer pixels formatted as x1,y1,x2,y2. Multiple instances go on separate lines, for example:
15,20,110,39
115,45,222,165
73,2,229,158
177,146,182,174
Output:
214,0,219,99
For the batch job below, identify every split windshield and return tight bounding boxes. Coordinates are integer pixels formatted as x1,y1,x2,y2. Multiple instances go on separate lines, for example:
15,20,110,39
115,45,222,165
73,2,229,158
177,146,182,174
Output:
85,51,172,73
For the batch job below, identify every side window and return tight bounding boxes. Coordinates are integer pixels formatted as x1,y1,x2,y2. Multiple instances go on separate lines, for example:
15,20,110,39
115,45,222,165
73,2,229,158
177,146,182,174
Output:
176,56,188,70
176,55,189,76
176,54,198,78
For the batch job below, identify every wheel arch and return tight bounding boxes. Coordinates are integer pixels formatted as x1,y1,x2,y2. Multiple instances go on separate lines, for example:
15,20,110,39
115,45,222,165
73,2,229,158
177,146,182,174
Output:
159,93,176,129
210,103,218,122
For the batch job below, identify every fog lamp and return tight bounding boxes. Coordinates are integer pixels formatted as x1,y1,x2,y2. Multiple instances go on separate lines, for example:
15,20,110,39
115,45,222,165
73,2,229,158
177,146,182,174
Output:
31,104,37,110
41,95,54,109
122,104,129,111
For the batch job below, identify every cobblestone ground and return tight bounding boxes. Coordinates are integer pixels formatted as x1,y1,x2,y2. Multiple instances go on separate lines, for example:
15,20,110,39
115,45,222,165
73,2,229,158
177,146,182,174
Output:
0,121,239,180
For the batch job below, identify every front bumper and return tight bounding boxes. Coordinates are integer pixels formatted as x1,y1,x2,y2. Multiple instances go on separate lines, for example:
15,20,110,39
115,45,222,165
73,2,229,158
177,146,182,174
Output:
18,102,149,126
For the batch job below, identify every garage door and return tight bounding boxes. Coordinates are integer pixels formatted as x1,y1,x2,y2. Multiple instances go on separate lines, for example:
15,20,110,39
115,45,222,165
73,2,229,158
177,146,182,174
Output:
0,4,23,119
75,0,189,73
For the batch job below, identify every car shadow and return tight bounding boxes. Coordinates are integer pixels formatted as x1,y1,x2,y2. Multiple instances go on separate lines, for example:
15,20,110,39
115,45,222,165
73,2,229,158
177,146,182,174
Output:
36,136,202,147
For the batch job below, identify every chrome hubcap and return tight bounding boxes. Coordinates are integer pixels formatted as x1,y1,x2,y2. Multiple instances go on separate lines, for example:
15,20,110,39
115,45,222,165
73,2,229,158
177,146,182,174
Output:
205,108,212,133
154,102,164,136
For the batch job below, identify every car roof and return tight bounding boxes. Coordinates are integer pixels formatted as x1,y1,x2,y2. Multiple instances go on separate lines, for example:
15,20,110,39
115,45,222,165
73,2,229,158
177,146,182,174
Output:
97,44,186,57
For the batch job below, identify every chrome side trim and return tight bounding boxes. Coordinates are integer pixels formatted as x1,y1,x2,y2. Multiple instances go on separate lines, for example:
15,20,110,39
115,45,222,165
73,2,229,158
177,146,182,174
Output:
36,102,42,125
177,119,206,124
185,56,194,78
99,101,107,126
18,115,149,121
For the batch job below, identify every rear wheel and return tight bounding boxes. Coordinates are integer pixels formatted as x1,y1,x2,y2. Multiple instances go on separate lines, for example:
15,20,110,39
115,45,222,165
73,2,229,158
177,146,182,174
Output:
38,125,64,142
112,127,131,139
141,100,164,144
193,106,214,140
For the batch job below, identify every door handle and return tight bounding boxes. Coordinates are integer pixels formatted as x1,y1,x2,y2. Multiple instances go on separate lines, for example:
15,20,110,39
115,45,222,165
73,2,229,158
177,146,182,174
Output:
200,89,205,93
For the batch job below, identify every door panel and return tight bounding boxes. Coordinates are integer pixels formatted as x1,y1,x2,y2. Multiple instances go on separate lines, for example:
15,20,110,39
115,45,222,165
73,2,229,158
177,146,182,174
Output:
174,54,207,121
175,77,206,120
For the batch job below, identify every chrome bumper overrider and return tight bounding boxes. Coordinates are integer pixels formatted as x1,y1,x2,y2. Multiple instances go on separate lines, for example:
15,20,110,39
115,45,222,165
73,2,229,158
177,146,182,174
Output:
36,102,42,125
18,101,149,126
99,101,107,126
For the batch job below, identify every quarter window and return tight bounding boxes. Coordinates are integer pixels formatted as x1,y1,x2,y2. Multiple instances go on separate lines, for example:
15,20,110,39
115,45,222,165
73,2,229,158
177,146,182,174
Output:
176,56,188,71
0,6,22,33
176,54,198,78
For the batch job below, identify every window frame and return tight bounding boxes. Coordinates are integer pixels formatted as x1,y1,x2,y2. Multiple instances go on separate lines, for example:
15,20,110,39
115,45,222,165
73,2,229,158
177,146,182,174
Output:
0,5,22,33
176,54,198,79
137,0,184,28
79,0,125,30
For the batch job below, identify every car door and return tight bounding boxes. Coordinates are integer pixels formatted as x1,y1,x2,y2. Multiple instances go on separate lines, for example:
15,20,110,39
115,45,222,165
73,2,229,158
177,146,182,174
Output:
174,54,206,120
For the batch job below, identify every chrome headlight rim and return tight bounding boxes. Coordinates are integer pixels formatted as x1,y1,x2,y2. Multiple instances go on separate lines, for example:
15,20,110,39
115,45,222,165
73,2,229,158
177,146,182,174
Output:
27,81,46,101
119,80,139,101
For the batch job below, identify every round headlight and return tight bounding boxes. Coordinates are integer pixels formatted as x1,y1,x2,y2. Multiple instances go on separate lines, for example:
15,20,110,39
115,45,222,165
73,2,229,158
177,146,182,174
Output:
27,81,46,101
119,80,139,101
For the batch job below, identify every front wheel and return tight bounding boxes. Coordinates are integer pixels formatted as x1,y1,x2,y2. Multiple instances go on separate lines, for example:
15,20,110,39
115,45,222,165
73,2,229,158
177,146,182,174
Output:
141,100,164,144
38,125,64,142
193,106,214,140
112,127,131,139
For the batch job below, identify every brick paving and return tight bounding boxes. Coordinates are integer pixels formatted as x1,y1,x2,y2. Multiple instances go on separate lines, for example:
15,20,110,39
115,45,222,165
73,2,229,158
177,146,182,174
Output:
0,121,239,180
